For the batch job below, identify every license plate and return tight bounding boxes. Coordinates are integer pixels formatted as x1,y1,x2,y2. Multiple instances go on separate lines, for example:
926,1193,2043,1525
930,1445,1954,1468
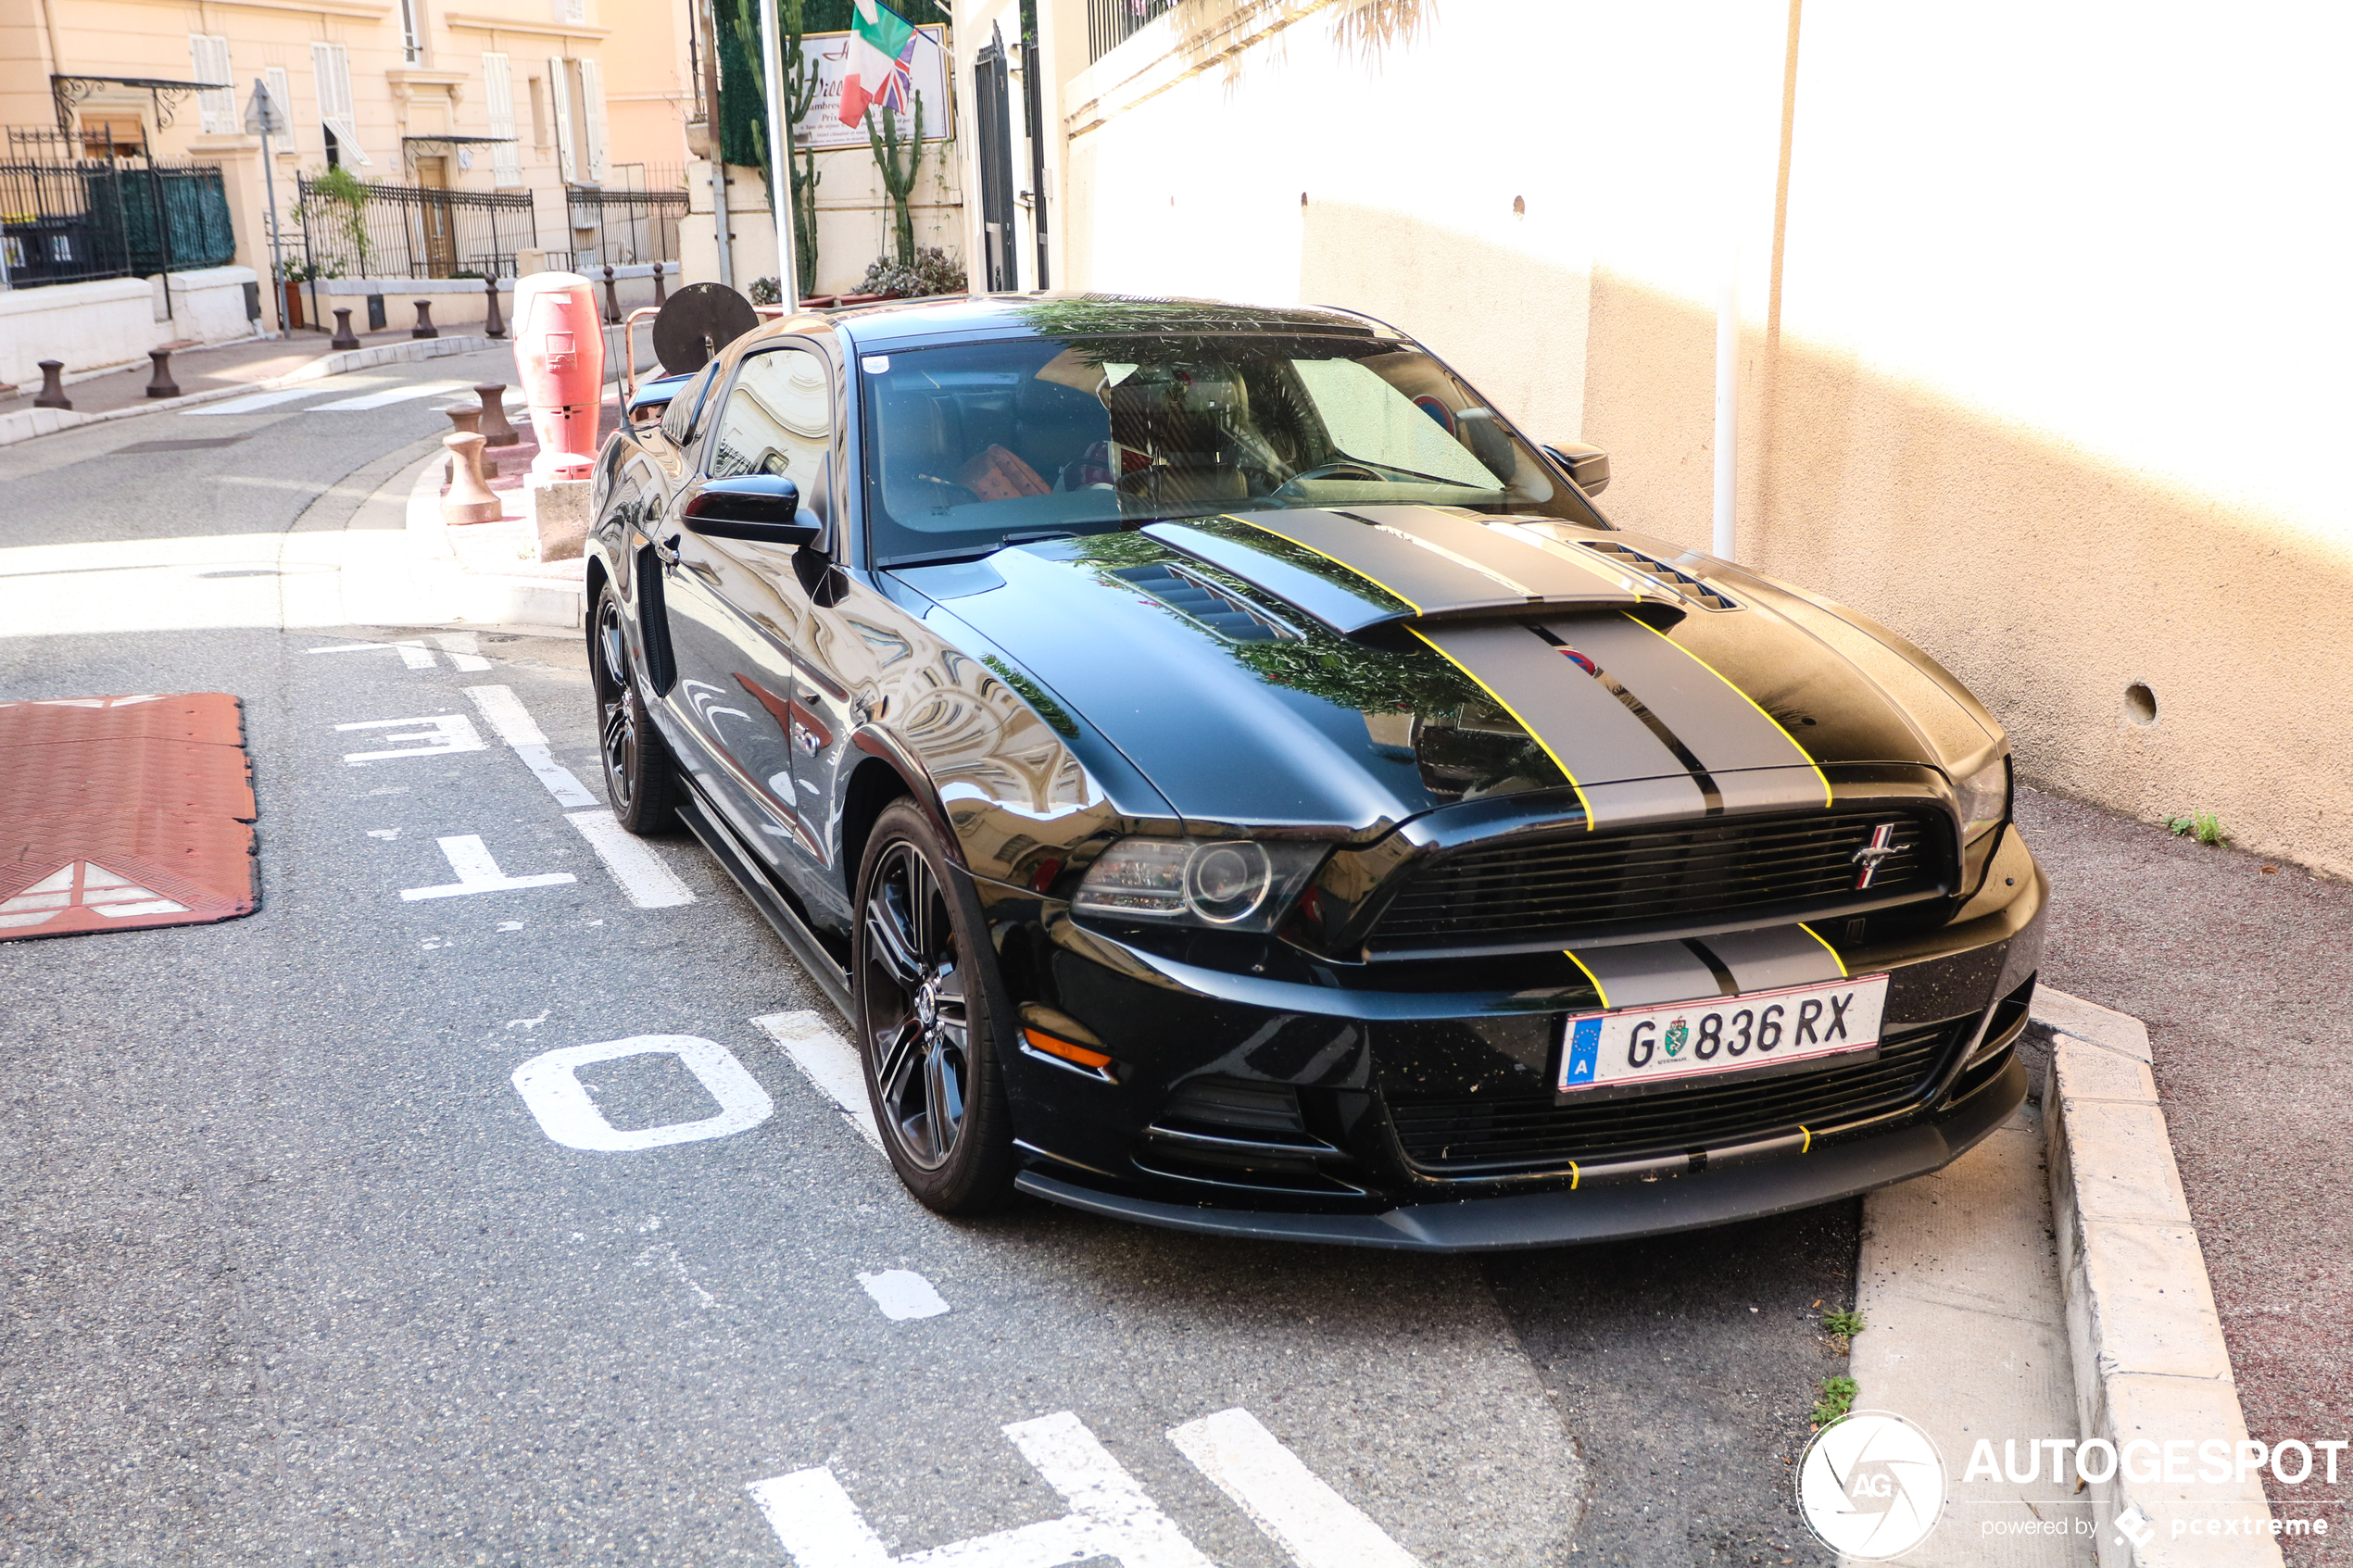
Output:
1557,974,1889,1094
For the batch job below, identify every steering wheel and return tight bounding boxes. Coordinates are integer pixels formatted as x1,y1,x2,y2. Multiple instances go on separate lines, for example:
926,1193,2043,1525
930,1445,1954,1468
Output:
1273,459,1383,495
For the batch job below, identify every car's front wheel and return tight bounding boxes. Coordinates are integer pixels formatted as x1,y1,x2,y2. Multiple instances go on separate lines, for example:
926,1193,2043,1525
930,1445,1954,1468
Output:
593,584,678,835
852,799,1014,1214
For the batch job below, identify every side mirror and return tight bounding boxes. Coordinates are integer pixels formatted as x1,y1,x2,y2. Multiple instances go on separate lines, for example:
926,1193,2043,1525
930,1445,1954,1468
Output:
684,475,820,547
1544,442,1610,496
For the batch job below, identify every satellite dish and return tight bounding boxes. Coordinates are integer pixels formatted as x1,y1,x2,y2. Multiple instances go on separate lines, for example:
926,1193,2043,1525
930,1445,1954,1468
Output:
653,282,761,377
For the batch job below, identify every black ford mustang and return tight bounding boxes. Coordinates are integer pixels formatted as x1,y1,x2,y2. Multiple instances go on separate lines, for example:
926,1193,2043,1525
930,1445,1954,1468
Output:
585,295,2042,1250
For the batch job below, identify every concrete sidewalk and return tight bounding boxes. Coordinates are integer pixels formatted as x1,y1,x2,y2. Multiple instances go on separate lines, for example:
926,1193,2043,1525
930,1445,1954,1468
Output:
2019,786,2353,1560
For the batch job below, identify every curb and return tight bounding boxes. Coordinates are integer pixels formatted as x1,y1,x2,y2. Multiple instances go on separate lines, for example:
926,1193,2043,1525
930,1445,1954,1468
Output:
2033,986,2285,1567
401,454,588,634
0,334,499,450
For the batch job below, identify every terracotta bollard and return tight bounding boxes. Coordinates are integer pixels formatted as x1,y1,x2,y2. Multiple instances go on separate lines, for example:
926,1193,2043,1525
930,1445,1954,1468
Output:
441,432,502,525
444,404,497,478
330,307,360,351
475,383,519,446
411,299,438,339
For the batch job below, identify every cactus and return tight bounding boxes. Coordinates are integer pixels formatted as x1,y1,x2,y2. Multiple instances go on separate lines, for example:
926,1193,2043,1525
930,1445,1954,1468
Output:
865,93,924,268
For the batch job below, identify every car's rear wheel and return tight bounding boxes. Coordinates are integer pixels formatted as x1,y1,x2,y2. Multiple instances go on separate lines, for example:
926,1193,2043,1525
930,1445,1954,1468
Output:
853,799,1014,1214
593,584,678,835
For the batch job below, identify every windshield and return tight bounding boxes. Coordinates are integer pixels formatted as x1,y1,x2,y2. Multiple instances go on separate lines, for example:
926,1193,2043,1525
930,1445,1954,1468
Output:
857,333,1599,566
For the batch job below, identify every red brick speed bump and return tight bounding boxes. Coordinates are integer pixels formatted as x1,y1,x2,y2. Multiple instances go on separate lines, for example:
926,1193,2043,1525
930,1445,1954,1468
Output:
0,694,257,940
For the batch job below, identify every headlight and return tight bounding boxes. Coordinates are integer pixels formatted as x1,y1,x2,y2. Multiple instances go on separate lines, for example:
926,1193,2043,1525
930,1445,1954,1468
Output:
1072,837,1327,933
1956,755,2010,844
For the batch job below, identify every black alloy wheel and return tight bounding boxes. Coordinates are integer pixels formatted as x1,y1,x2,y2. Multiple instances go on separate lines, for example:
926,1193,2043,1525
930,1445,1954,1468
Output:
593,585,678,834
853,799,1013,1212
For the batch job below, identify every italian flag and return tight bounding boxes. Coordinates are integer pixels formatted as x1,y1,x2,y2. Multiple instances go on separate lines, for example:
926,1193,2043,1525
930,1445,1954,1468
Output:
838,0,917,128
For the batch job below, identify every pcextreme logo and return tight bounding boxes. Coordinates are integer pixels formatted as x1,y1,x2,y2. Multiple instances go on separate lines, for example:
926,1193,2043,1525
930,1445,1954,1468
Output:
1796,1411,1946,1560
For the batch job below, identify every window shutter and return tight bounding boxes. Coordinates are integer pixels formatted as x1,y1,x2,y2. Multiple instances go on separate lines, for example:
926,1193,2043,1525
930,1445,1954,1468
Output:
314,42,370,165
190,36,233,133
483,54,521,185
549,56,576,183
265,66,296,151
579,56,608,184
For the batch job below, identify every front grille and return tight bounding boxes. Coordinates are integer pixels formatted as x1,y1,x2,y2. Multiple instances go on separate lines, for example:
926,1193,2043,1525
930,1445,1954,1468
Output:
1389,1016,1970,1176
1367,810,1945,952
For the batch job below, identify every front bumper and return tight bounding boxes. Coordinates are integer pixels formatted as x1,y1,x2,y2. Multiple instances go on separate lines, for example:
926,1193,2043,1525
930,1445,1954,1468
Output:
976,827,2046,1248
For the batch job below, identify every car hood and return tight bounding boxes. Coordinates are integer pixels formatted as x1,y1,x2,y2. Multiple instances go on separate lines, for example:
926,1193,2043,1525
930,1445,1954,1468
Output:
891,508,1997,836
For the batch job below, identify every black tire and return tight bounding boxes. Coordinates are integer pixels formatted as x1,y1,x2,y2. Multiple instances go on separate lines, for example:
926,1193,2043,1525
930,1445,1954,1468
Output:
593,584,679,835
852,799,1015,1214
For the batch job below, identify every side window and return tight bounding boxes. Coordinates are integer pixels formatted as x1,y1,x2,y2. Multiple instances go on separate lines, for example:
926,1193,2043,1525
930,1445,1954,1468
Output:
705,346,833,521
660,360,722,448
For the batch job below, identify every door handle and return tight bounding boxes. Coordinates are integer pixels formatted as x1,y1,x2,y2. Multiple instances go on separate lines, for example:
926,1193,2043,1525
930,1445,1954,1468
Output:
651,532,681,566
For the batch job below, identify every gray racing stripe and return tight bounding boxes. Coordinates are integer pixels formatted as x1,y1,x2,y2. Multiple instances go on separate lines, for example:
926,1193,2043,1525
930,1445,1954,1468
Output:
1241,511,1528,614
1568,941,1725,1009
1354,508,1635,602
1415,622,1706,828
1547,613,1830,811
1689,924,1848,992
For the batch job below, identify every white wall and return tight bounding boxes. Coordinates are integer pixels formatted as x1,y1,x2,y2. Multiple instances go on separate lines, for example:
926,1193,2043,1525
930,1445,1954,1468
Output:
0,269,260,389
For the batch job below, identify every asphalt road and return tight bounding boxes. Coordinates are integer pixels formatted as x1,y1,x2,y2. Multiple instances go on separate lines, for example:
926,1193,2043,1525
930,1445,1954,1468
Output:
0,357,1857,1567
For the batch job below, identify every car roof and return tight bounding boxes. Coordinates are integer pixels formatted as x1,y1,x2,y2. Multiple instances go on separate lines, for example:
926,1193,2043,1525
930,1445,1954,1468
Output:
732,291,1402,358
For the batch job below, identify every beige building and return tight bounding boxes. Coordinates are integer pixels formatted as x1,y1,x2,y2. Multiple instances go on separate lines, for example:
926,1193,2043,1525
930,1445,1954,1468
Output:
0,0,680,317
958,0,2353,878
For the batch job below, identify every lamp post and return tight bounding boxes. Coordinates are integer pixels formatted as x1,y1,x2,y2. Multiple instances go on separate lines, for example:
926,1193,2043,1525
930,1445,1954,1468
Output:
243,80,289,334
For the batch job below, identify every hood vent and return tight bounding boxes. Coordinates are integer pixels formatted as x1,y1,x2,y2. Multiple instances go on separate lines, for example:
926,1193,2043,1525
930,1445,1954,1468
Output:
1111,562,1301,643
1579,541,1740,610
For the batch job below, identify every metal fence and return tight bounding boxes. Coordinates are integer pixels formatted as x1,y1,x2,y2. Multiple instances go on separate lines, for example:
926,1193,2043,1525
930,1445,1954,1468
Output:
0,129,235,288
557,186,686,270
1087,0,1176,61
294,173,536,281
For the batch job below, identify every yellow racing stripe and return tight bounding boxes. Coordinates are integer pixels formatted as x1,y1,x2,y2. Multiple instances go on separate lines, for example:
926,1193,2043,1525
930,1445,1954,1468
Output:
1796,922,1850,977
1414,626,1599,828
1563,949,1611,1008
1618,611,1833,809
1800,1126,1813,1153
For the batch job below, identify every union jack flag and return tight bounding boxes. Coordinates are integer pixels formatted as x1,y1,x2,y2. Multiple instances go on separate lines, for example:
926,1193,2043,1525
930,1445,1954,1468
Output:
874,38,917,114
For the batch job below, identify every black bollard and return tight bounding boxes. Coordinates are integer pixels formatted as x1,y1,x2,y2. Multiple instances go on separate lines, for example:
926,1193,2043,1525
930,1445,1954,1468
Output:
144,348,181,399
484,274,506,339
650,260,667,307
602,263,622,324
330,307,360,351
32,359,70,409
410,299,438,339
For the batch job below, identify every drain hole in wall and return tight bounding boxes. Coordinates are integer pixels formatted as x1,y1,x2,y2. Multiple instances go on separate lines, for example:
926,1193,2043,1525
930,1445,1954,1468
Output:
2124,683,2158,726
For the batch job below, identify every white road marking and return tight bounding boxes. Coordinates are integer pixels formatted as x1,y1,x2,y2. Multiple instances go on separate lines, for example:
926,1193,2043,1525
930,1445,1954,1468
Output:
749,1411,1213,1568
338,711,485,765
308,378,469,411
496,920,524,931
464,684,598,807
430,633,493,671
367,828,400,839
400,834,577,901
1166,1409,1424,1568
566,809,695,907
510,1035,773,1152
754,1010,881,1151
311,637,438,670
509,1010,549,1029
181,387,322,416
857,1270,949,1322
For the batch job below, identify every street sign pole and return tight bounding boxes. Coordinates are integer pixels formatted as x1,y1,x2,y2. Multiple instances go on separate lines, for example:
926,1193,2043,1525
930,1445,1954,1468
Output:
244,81,289,334
757,0,799,311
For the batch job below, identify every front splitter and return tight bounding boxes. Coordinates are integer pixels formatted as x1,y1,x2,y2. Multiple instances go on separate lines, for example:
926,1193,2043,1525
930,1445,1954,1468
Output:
1015,1058,2027,1252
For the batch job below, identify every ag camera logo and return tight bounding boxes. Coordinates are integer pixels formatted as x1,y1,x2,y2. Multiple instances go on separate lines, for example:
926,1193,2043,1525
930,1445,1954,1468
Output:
1797,1411,1946,1559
